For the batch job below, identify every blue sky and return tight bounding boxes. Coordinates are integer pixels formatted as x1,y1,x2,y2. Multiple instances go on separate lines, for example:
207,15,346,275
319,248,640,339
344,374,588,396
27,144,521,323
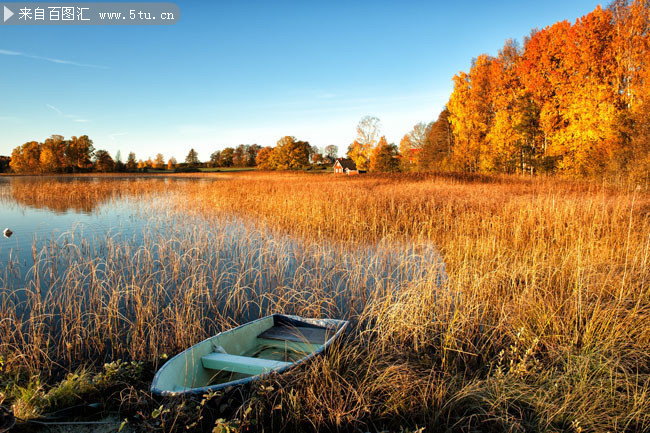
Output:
1,0,604,161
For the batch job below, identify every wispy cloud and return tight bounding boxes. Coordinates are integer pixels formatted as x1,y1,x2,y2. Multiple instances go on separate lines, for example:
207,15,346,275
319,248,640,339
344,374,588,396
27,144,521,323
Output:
109,132,127,140
0,48,107,69
46,104,63,115
47,104,89,123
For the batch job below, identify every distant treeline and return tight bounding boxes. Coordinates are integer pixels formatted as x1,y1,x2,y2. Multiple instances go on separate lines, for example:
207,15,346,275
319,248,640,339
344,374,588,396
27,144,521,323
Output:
208,144,260,168
9,135,103,174
6,136,205,174
3,135,340,174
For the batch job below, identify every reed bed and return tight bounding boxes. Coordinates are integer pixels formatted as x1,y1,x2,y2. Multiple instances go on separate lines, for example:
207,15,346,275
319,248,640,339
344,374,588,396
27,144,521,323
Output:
1,172,649,432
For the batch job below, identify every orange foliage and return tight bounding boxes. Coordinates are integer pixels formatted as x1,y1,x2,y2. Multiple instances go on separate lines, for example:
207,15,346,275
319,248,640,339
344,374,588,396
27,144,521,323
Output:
447,1,650,179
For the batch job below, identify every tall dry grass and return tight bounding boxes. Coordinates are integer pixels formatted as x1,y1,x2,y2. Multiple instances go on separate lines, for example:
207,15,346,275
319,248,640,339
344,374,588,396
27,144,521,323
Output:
1,172,649,431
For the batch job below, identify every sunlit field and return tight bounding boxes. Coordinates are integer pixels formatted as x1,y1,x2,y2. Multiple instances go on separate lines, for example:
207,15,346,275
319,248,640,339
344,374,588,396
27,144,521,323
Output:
1,172,649,432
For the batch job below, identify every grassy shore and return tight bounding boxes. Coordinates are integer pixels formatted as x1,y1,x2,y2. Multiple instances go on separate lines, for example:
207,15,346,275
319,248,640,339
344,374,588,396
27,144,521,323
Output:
1,172,649,432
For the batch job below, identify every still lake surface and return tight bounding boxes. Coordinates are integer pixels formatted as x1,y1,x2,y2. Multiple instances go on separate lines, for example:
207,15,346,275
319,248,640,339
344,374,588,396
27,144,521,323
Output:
1,177,171,287
0,176,446,319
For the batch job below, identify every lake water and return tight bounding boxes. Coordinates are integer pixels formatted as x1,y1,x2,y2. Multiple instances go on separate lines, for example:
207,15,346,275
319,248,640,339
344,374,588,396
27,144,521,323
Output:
1,177,171,288
0,176,447,319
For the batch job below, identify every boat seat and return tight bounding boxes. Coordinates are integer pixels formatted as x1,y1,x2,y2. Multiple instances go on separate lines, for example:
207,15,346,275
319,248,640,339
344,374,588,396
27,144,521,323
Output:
201,353,291,376
257,325,332,345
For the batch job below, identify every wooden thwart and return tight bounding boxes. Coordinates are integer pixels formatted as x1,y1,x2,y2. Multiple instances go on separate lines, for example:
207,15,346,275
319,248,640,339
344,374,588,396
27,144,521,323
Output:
201,353,291,376
258,325,332,345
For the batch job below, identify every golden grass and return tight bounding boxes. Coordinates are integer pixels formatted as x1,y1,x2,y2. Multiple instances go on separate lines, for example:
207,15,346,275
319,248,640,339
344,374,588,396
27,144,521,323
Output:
1,171,649,432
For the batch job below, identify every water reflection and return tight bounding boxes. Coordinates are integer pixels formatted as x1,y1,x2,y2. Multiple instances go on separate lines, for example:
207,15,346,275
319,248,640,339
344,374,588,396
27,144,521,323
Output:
4,176,183,214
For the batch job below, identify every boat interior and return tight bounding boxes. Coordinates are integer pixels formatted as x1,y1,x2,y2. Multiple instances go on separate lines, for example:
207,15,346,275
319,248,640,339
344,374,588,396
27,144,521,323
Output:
154,315,340,393
203,321,334,384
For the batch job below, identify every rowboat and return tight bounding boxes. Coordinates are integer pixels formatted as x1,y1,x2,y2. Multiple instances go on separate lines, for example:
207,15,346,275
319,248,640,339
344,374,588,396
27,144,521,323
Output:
150,314,348,396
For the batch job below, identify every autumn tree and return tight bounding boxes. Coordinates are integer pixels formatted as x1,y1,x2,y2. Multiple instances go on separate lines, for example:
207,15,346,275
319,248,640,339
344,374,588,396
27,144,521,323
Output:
399,135,414,171
324,145,338,158
480,39,526,173
185,148,200,167
153,153,165,169
167,157,177,170
513,95,544,172
246,145,261,166
209,151,222,168
10,141,41,173
409,122,428,150
255,147,275,170
273,136,311,169
233,145,247,167
66,135,94,172
94,150,115,172
421,109,454,171
609,0,650,180
39,135,67,173
400,122,429,171
370,136,399,172
347,116,381,170
346,140,367,171
520,21,572,165
561,7,619,175
448,54,495,172
629,0,650,182
126,152,137,171
220,148,234,167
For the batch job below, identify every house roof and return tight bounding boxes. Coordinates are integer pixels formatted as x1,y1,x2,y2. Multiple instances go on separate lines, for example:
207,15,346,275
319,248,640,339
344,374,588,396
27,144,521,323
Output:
335,158,357,170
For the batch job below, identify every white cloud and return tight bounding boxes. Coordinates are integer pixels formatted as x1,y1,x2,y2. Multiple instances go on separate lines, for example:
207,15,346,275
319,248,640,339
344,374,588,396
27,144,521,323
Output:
1,48,107,69
46,104,63,115
46,104,90,124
